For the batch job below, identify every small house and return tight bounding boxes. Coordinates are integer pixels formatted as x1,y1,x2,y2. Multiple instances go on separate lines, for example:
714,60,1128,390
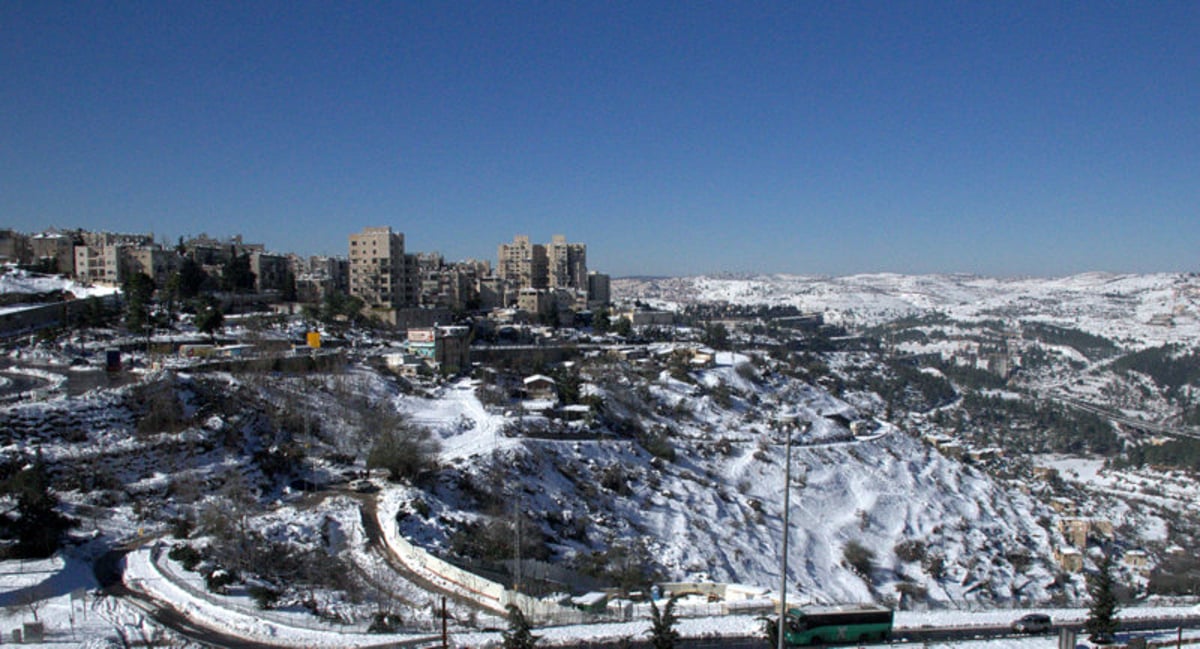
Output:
1056,547,1083,572
523,374,557,401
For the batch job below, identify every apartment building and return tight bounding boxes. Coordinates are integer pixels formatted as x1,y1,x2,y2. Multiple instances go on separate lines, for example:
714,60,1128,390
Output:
250,251,290,293
349,226,407,309
497,235,548,291
415,257,493,312
30,232,76,274
587,271,611,309
73,232,155,285
292,255,349,302
547,234,587,290
126,245,176,287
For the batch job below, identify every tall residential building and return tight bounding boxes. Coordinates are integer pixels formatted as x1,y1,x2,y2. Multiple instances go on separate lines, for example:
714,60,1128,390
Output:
547,234,587,290
587,271,611,308
497,235,548,291
349,226,406,308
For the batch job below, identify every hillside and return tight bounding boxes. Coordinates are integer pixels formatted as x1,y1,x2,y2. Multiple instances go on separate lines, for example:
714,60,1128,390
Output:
615,272,1200,347
3,270,1200,643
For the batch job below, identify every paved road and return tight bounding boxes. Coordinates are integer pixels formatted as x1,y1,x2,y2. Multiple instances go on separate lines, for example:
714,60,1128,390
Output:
94,548,268,649
96,546,448,649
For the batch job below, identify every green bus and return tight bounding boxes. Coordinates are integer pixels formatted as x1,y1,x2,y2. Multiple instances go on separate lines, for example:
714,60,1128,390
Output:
780,604,893,645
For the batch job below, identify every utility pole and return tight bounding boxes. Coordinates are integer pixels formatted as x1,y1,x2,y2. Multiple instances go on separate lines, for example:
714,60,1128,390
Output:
777,412,798,649
514,490,522,594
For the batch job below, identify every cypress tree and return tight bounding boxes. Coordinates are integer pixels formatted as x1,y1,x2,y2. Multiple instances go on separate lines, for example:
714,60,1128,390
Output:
1085,552,1119,643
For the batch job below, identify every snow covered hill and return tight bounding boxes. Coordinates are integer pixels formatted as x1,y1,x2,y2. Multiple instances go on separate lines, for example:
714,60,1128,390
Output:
385,351,1079,609
615,272,1200,348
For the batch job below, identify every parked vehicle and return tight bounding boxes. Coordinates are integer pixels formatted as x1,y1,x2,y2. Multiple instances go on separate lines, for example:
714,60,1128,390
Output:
1011,613,1052,634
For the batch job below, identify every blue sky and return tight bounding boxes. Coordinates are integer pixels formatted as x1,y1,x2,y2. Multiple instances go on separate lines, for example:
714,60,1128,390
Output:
2,2,1197,277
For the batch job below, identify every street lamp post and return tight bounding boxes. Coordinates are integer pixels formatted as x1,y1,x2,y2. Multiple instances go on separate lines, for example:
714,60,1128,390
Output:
777,413,798,649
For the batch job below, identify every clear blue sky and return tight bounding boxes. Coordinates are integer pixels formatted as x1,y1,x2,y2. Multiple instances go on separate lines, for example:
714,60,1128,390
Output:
2,1,1197,277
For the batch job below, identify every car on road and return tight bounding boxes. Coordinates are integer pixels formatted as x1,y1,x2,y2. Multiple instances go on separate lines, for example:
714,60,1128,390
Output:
1011,613,1052,634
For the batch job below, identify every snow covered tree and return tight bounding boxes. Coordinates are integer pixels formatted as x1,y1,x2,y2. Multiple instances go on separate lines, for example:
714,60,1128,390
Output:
502,604,538,649
1086,552,1120,643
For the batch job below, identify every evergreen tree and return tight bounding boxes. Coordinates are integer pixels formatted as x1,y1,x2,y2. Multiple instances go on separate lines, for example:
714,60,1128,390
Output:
2,461,74,558
647,595,681,649
194,295,225,343
221,249,256,293
1085,552,1120,643
123,271,156,334
592,307,611,333
502,604,538,649
702,322,731,350
176,257,210,299
613,316,633,339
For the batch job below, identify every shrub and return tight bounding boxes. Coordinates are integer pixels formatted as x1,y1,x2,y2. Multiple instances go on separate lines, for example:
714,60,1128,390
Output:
640,430,676,462
249,584,282,610
132,379,188,435
922,552,946,579
168,544,203,571
894,539,926,563
709,383,734,409
204,568,236,593
476,384,510,408
368,611,404,633
895,581,928,601
601,465,632,496
502,604,538,649
843,540,874,577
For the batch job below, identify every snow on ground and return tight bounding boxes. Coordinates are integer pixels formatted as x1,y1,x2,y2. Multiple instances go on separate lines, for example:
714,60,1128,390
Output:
1038,454,1200,520
397,378,518,461
125,543,444,647
20,545,1189,648
0,267,119,299
0,550,166,648
616,272,1200,349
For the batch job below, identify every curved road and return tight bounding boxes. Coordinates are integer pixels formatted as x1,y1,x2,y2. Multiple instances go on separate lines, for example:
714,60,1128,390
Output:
94,548,268,649
92,492,466,649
